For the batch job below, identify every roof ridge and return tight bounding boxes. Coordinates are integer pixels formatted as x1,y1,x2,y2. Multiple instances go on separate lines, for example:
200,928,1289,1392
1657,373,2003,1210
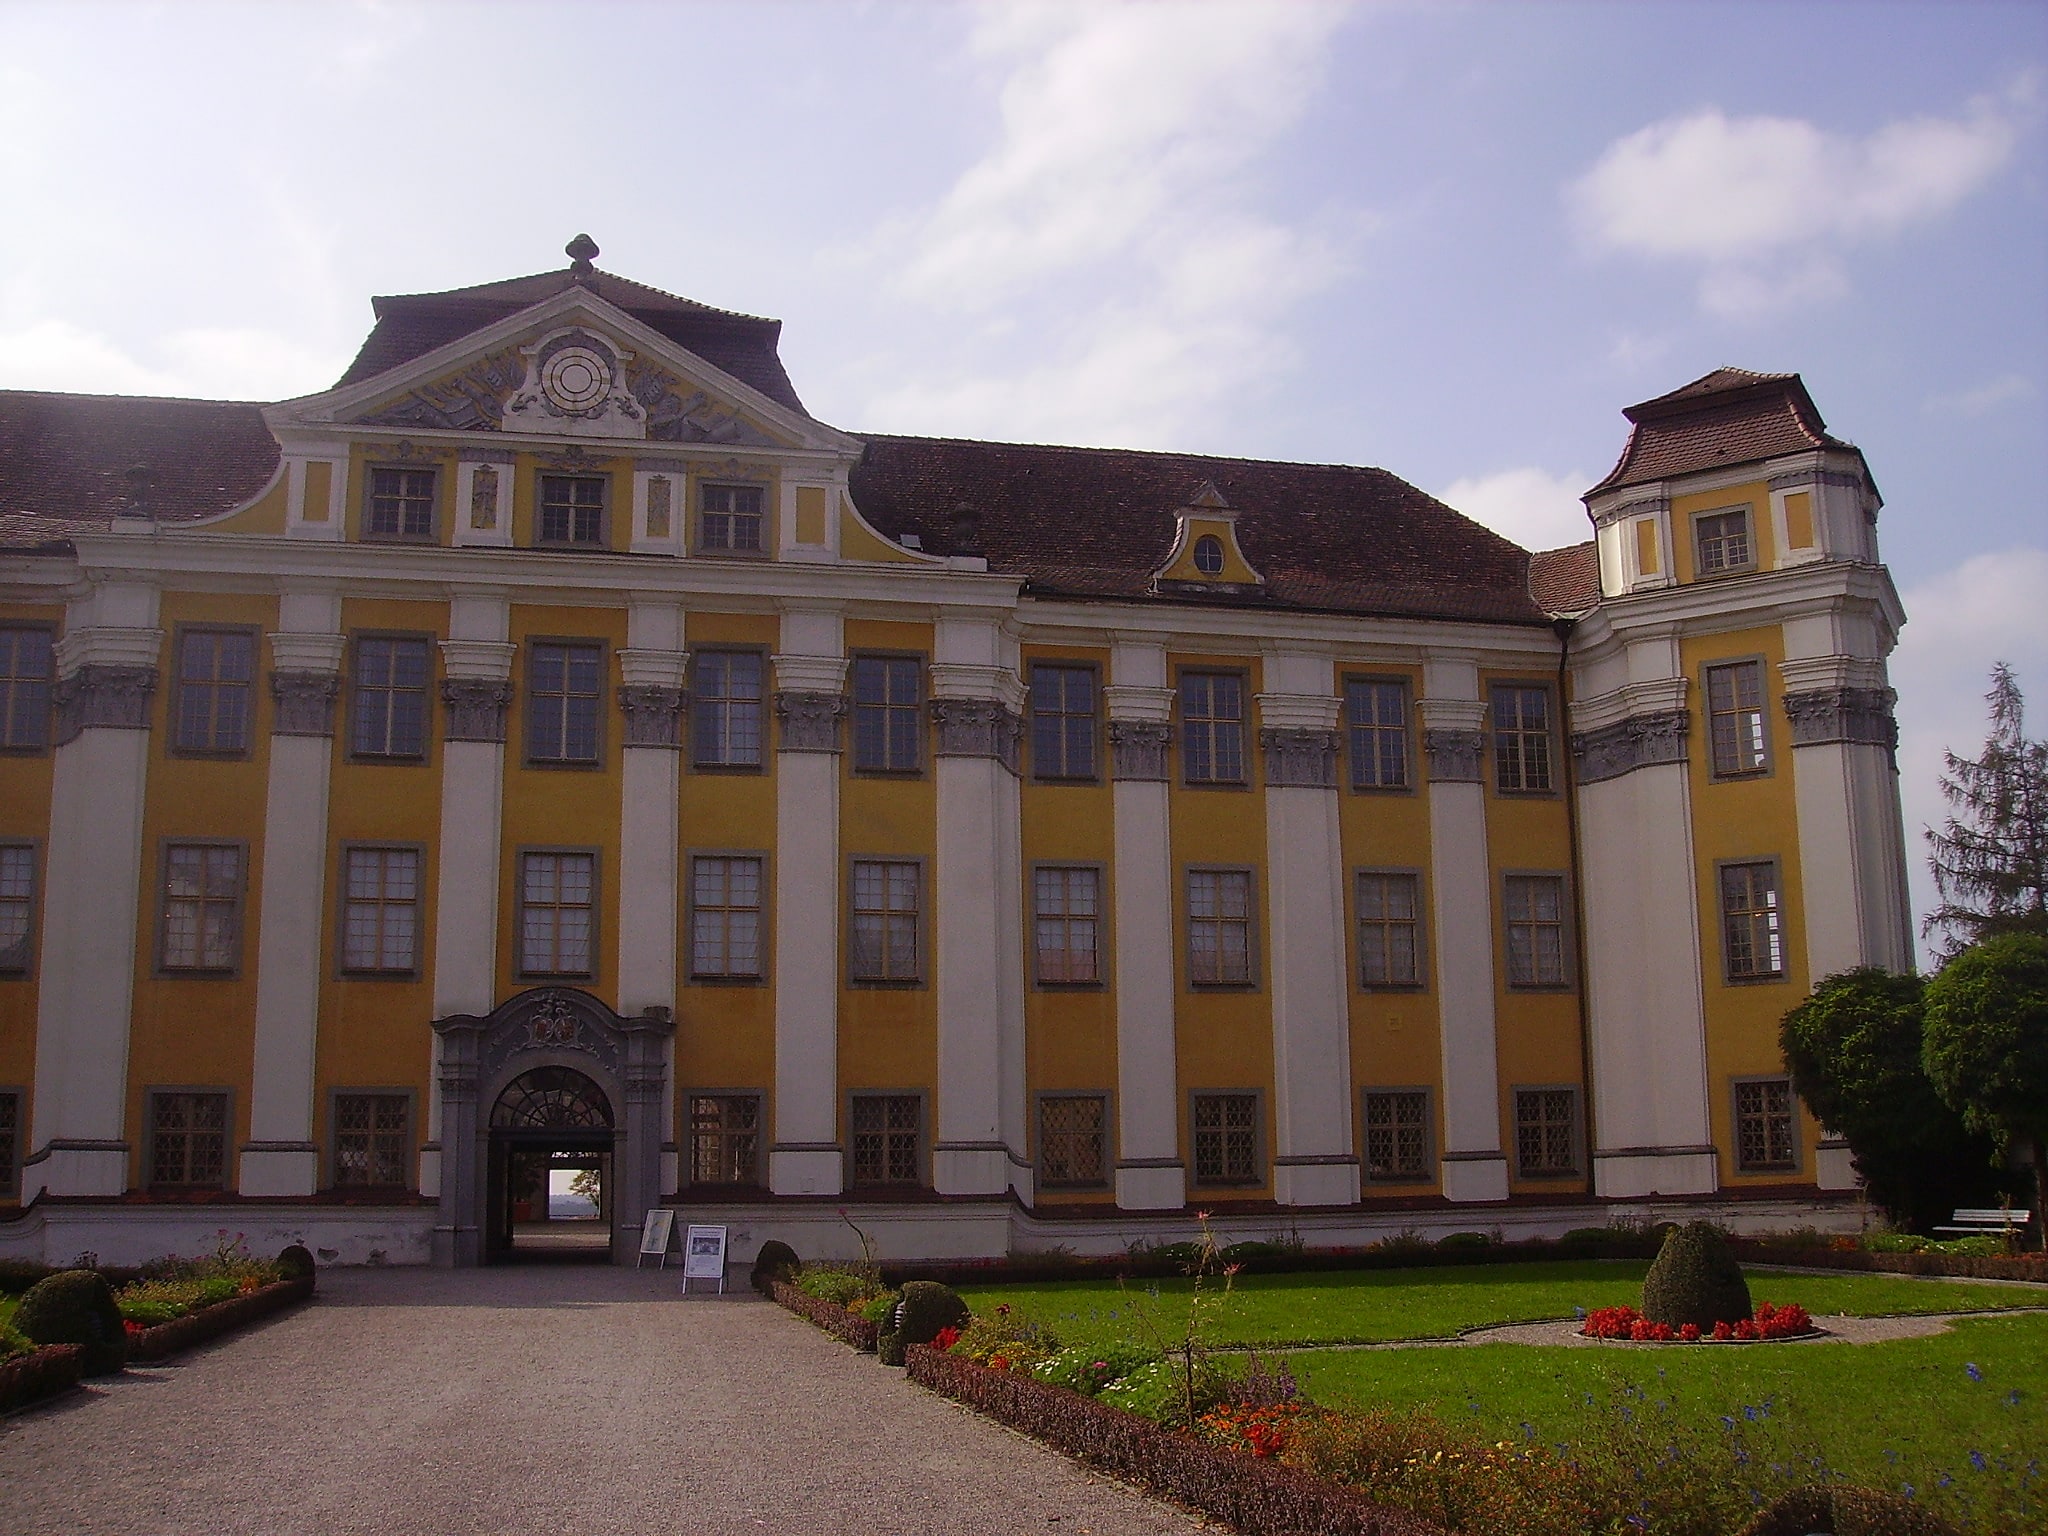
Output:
370,267,778,326
0,386,268,407
853,430,1412,479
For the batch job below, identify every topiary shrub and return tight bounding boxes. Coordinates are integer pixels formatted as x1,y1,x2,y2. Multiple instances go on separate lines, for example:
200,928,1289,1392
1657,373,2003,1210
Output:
877,1325,906,1367
14,1269,128,1375
891,1281,969,1351
1737,1484,1959,1536
1640,1220,1751,1331
275,1244,316,1283
750,1239,799,1294
1436,1231,1492,1250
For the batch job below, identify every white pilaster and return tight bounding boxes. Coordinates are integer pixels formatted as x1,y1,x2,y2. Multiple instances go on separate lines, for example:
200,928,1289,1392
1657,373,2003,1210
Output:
240,590,345,1197
1420,655,1509,1202
1107,638,1185,1210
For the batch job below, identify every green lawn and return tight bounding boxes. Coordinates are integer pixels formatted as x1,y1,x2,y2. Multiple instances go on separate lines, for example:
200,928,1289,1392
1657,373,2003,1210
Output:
958,1261,2045,1350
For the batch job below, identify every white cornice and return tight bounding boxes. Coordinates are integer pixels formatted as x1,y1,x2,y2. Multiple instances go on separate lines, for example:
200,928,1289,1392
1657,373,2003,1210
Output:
1572,559,1904,656
1586,446,1873,524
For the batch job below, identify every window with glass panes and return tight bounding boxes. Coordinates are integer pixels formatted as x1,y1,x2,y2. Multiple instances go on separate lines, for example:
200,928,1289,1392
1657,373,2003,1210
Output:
0,844,33,974
0,1090,17,1198
350,636,430,759
689,1094,761,1184
341,847,420,973
1030,664,1097,778
1192,1092,1259,1184
1355,872,1421,988
366,467,435,540
0,627,52,751
161,844,242,971
698,483,765,553
1364,1090,1430,1182
519,851,595,977
1734,1078,1797,1172
1187,869,1253,985
1180,672,1245,783
850,1094,921,1185
538,474,606,545
1491,684,1552,792
1504,874,1567,987
333,1093,409,1187
1345,678,1409,789
849,860,919,981
150,1091,228,1187
1706,660,1768,776
692,652,763,767
527,641,603,763
1038,1095,1108,1187
174,630,255,754
1695,508,1752,573
691,856,763,978
1034,866,1100,983
852,656,921,772
1514,1087,1579,1177
1721,861,1784,979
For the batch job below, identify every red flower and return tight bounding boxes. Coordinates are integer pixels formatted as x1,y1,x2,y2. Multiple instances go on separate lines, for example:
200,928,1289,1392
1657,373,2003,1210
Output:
1679,1323,1700,1343
931,1325,961,1352
1713,1320,1733,1341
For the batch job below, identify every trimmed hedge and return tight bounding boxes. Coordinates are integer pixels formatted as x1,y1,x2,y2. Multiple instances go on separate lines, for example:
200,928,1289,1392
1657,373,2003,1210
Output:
1732,1242,2048,1284
126,1276,314,1363
770,1278,879,1352
0,1343,84,1415
906,1345,1445,1536
1736,1484,1961,1536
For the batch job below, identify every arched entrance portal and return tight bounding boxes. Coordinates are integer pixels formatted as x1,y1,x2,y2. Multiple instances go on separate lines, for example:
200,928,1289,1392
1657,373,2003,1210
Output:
488,1067,614,1262
431,989,673,1266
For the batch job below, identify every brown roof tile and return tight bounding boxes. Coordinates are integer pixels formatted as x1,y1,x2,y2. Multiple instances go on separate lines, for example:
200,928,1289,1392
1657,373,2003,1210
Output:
1588,368,1849,496
1528,541,1600,614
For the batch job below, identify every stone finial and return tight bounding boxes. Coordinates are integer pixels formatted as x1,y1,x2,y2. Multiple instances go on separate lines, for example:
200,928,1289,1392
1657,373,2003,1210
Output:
947,501,981,555
566,233,600,281
119,463,158,520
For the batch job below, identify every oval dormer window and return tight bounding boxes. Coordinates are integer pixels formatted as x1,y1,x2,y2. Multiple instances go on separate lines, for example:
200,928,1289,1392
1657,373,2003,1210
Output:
1193,534,1225,576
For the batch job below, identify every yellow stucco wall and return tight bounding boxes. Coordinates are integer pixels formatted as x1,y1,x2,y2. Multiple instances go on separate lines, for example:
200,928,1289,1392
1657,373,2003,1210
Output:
1671,479,1775,585
0,601,62,1187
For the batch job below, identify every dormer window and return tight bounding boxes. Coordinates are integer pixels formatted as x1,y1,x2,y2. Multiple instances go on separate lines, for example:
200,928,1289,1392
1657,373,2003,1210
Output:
539,474,606,546
367,468,436,542
699,483,766,555
1695,507,1753,575
1193,535,1225,576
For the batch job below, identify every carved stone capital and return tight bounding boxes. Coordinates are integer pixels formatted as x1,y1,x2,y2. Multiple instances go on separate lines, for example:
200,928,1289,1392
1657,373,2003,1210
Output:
1108,718,1172,781
618,683,686,749
1260,726,1340,788
1423,726,1484,784
1784,686,1897,751
931,698,1023,773
52,663,158,744
270,670,341,737
775,690,847,753
440,678,514,744
1570,708,1691,784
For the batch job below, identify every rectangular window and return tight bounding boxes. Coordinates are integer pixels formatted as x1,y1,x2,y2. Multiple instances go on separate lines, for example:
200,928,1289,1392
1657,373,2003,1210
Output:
527,641,603,764
149,1090,228,1188
1491,684,1553,792
851,656,921,773
691,856,764,979
0,844,34,975
1734,1077,1798,1173
1345,678,1410,789
1192,1092,1260,1185
538,473,607,546
1187,869,1254,986
520,851,596,978
333,1093,410,1188
1695,508,1753,574
174,629,255,755
692,652,764,768
366,467,436,541
850,1094,922,1186
1030,664,1097,779
1355,871,1422,988
1034,866,1101,984
698,483,766,553
350,636,431,759
1363,1089,1432,1183
1180,671,1245,784
341,847,420,974
689,1094,762,1185
0,1090,17,1199
849,859,920,982
161,843,243,972
0,626,53,751
1721,860,1785,980
1514,1087,1580,1178
1706,660,1768,777
1504,873,1567,988
1038,1095,1108,1188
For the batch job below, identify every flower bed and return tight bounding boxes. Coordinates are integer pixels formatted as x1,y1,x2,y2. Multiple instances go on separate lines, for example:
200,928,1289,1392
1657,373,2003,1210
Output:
124,1275,315,1363
0,1343,84,1415
770,1279,880,1352
906,1344,1444,1536
1580,1301,1816,1343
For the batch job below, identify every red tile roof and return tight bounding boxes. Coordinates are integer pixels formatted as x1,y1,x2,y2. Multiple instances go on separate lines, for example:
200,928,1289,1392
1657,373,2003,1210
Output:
1588,368,1850,496
1528,541,1600,614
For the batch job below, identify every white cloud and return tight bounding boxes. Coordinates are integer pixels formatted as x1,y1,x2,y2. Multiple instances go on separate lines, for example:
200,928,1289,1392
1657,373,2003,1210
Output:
1569,79,2031,317
1436,466,1593,550
1924,372,2036,417
0,321,185,397
0,319,342,401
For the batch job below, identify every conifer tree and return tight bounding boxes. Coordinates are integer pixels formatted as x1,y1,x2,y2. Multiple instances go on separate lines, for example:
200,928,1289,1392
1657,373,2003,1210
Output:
1925,663,2048,958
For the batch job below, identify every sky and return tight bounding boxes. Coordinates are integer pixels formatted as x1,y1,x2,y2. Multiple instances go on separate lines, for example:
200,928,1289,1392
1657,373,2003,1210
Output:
2,0,2043,958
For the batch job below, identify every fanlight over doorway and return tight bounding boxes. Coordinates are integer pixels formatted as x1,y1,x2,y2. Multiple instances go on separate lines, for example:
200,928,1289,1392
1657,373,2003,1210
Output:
490,1066,614,1130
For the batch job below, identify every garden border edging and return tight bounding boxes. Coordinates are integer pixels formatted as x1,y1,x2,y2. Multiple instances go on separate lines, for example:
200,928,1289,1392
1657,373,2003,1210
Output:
127,1275,315,1363
769,1278,880,1352
0,1343,84,1416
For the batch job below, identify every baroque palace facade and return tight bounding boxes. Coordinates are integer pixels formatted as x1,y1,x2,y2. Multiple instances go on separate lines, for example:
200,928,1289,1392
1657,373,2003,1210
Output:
0,242,1911,1265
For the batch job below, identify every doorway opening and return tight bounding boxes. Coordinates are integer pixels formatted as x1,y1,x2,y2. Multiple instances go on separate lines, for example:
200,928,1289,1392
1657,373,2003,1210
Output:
487,1065,614,1263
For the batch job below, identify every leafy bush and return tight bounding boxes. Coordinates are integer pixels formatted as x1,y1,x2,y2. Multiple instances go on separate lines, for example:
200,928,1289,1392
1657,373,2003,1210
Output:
792,1265,872,1308
1220,1241,1285,1263
1098,1355,1233,1425
15,1270,127,1375
1436,1232,1492,1251
0,1259,54,1296
1737,1485,1962,1536
856,1290,900,1326
1029,1341,1159,1396
1641,1221,1752,1330
750,1239,799,1294
949,1303,1060,1372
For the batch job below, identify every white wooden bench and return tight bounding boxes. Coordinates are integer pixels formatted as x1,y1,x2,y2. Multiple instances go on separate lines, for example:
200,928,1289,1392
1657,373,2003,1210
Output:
1933,1207,2024,1239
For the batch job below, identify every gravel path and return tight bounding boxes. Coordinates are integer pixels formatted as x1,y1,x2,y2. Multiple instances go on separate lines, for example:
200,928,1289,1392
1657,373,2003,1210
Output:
0,1266,1208,1536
